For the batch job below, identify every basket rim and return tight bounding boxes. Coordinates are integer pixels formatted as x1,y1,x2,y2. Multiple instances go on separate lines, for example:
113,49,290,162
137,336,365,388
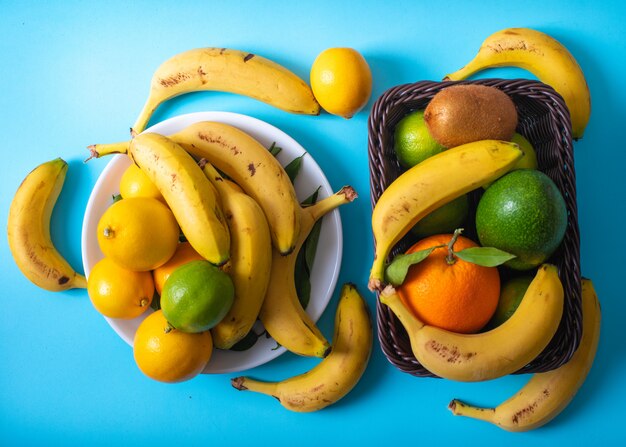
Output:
368,78,582,378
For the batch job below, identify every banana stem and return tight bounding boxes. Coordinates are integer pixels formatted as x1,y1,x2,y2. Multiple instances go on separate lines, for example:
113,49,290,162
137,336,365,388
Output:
304,186,357,222
85,141,131,162
448,399,497,423
231,377,279,397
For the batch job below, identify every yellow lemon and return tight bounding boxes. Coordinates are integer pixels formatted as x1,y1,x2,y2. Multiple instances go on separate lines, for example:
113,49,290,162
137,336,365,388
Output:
119,163,164,202
97,197,179,272
310,47,372,118
87,257,154,319
133,310,213,383
152,241,204,295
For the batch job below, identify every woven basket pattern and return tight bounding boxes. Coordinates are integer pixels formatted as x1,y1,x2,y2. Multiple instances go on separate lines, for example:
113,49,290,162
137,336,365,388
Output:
368,79,582,377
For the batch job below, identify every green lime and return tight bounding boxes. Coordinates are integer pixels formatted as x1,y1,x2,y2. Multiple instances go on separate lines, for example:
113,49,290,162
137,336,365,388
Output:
411,194,469,237
483,133,538,189
511,133,538,170
487,276,533,328
161,260,234,333
476,169,567,271
394,109,446,168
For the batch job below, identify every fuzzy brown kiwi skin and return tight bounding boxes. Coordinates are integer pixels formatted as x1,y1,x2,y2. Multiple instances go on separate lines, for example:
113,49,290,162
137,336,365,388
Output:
424,85,518,149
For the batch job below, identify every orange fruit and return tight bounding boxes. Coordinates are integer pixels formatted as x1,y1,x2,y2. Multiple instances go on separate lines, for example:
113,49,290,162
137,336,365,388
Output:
152,242,204,295
133,310,213,383
397,234,500,333
87,257,154,319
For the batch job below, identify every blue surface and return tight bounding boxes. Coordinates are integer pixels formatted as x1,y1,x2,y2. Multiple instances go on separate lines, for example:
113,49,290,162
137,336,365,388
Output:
1,1,625,445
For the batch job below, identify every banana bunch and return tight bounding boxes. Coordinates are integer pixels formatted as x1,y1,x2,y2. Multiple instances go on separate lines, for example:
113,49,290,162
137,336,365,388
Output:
232,283,372,412
449,279,600,431
445,27,591,139
131,47,320,135
8,158,87,292
200,161,273,350
259,185,357,358
369,139,523,292
380,264,564,382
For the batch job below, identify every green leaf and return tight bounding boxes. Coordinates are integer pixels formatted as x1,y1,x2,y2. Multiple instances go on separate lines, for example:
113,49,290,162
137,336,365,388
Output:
384,245,444,286
268,141,282,157
294,249,312,309
301,186,321,206
229,330,260,351
305,220,322,274
150,291,161,311
454,247,516,267
284,153,306,183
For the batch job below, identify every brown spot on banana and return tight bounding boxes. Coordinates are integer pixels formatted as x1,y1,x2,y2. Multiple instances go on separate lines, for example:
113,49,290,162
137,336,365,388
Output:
159,72,193,87
426,340,476,364
243,53,255,62
248,163,256,176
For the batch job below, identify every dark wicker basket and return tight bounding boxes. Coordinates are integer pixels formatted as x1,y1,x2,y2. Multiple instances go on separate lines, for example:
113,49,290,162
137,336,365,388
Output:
368,79,582,378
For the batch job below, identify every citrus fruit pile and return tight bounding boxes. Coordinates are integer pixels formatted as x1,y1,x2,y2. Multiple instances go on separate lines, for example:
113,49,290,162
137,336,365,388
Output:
390,84,568,334
87,165,235,383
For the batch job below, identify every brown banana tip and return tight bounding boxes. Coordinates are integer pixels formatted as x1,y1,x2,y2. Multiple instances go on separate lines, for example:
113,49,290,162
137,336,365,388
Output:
84,145,98,163
367,277,383,293
231,377,248,391
339,185,358,202
448,400,458,412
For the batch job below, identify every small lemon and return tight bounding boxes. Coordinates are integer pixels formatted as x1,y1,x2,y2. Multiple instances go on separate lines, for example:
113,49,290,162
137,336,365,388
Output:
119,163,164,202
310,47,372,119
394,110,446,168
97,197,179,272
87,257,154,319
133,310,213,383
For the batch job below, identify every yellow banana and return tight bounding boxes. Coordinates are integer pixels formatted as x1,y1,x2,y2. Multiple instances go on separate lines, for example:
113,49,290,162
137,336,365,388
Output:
169,121,302,255
8,158,87,291
200,161,273,350
260,185,357,358
88,133,230,265
131,47,320,134
232,283,372,412
369,140,522,291
444,27,591,139
379,264,564,382
449,279,600,431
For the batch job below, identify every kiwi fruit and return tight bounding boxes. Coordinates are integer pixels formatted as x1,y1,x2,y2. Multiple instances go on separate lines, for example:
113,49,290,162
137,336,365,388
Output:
424,84,518,148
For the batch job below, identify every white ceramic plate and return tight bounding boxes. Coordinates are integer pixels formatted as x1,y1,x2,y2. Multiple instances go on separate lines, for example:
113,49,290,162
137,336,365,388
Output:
81,112,343,374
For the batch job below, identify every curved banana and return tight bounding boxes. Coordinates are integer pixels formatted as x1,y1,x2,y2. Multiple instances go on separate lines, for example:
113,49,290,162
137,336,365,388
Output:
232,283,372,412
449,279,600,431
369,140,522,291
88,133,230,265
379,264,564,382
260,185,357,358
131,47,320,134
200,161,273,350
444,27,591,139
170,121,301,255
8,158,87,291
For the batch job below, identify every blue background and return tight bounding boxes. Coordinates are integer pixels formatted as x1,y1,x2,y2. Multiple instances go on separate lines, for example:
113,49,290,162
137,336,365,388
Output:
1,0,624,445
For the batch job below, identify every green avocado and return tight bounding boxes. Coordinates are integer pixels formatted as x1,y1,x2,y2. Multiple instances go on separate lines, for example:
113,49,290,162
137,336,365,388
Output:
475,169,567,271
